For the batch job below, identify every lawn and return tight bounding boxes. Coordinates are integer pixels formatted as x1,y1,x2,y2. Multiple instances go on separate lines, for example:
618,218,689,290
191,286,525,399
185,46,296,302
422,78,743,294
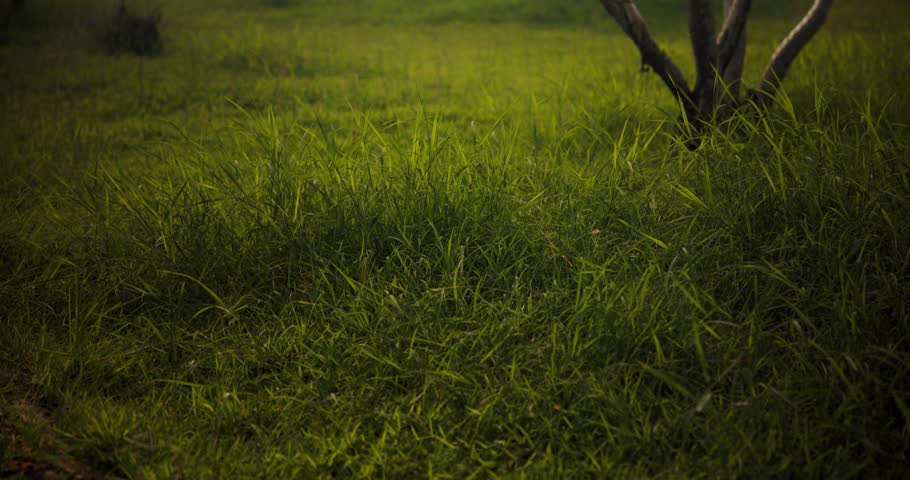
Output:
1,0,909,478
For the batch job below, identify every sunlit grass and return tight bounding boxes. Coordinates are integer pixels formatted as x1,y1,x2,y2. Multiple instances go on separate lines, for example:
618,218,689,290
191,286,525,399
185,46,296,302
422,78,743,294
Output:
2,0,909,478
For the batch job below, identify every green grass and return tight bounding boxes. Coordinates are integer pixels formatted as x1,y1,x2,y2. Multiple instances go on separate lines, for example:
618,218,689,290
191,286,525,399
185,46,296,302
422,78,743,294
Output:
2,0,910,478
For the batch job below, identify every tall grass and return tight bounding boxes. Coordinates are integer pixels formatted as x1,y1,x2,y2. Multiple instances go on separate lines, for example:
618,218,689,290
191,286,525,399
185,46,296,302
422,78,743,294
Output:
3,91,907,477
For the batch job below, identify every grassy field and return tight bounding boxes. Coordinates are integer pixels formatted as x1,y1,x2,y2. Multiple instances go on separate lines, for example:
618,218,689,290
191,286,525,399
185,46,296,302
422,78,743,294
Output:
2,0,910,477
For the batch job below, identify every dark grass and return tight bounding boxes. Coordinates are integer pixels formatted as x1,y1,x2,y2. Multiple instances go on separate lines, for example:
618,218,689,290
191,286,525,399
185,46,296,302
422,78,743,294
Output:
1,0,910,478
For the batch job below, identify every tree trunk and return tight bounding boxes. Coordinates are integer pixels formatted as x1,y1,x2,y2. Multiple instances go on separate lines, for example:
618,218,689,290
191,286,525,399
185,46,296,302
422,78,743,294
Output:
599,0,833,126
688,0,718,119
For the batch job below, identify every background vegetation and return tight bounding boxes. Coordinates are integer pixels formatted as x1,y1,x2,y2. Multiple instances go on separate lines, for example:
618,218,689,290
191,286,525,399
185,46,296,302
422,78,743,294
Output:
2,0,909,477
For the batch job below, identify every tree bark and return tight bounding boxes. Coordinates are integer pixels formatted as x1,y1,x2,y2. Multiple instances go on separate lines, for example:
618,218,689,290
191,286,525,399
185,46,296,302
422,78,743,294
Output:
688,0,718,117
716,0,750,102
754,0,834,103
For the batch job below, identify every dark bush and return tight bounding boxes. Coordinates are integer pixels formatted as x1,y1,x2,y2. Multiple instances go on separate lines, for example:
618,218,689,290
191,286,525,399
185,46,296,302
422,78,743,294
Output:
1,0,27,44
266,0,300,7
102,1,161,56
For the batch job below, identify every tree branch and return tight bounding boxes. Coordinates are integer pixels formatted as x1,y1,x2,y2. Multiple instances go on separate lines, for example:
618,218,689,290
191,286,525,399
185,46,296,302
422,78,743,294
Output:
717,0,750,101
716,0,750,76
754,0,834,103
599,0,693,109
688,0,719,114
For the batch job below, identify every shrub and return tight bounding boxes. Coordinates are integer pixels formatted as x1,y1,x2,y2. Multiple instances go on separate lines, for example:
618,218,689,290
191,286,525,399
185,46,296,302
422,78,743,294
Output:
1,0,27,44
102,1,161,56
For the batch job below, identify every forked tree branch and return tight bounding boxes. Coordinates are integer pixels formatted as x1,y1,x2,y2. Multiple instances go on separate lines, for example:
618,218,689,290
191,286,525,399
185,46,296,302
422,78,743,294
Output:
688,0,718,114
599,0,833,127
599,0,693,109
754,0,834,102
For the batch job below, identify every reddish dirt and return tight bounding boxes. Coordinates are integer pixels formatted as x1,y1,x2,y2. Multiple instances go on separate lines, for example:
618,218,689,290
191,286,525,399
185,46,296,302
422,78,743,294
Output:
1,375,96,480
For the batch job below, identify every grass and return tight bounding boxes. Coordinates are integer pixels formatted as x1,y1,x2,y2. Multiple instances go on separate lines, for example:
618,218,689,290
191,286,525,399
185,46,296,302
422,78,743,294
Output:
2,0,910,477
